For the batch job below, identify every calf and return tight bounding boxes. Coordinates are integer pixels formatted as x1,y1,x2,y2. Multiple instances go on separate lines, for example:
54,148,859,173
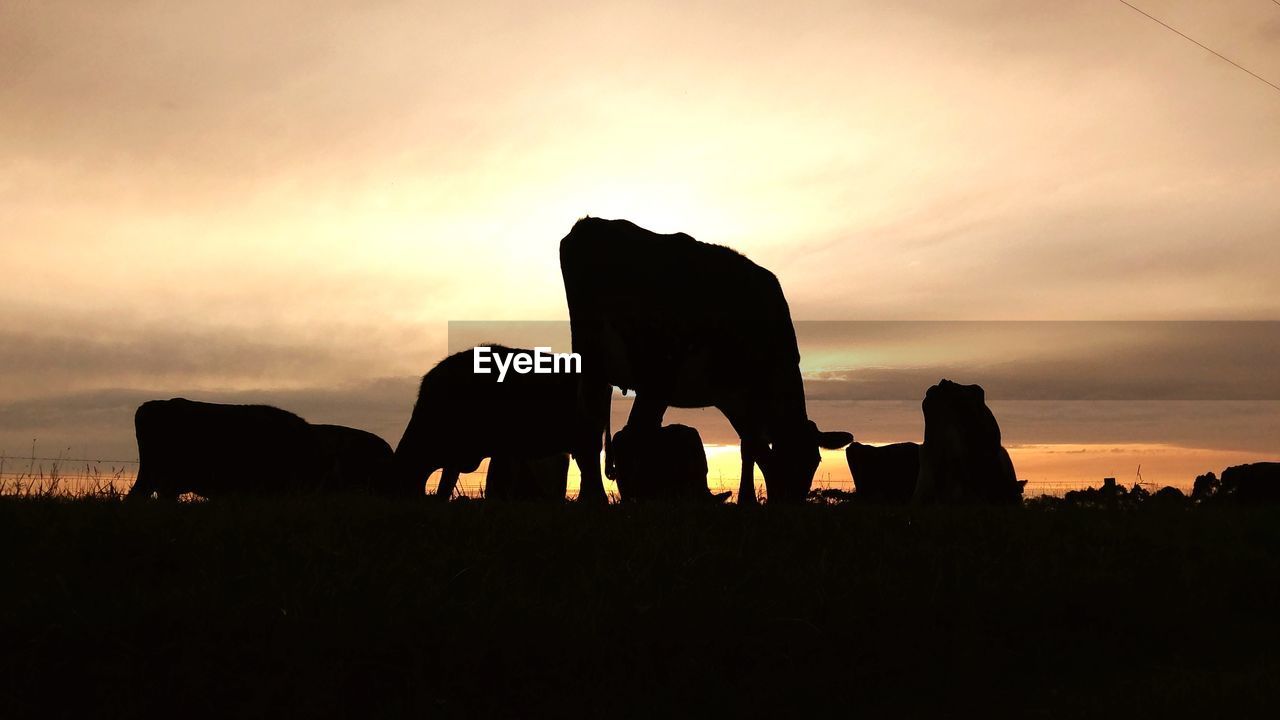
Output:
914,380,1022,504
846,442,919,503
611,423,727,502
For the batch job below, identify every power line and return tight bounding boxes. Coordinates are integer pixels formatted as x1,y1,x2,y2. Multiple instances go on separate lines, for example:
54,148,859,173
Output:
1115,0,1280,94
0,455,138,465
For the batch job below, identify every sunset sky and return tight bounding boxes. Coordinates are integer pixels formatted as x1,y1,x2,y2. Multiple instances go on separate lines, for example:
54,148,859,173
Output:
2,1,1278,494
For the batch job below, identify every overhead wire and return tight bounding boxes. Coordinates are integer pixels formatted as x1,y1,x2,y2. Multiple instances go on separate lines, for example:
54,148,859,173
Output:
1114,0,1280,94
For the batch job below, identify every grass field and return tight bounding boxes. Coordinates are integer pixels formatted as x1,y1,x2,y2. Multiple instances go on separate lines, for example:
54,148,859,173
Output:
3,496,1278,718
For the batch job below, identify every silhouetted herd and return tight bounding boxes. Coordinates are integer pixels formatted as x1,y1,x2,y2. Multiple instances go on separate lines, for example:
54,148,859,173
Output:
1031,463,1280,510
125,218,1278,505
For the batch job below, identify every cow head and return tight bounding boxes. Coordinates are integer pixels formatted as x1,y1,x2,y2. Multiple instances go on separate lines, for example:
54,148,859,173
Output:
390,440,484,498
762,421,853,502
922,378,1001,455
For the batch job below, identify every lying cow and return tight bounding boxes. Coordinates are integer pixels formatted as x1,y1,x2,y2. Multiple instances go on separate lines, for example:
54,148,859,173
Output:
486,453,570,501
311,424,396,494
846,442,919,503
914,380,1022,504
392,345,607,499
610,423,728,502
128,398,394,499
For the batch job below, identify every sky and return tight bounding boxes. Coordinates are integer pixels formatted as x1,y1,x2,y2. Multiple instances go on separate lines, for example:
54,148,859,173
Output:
2,1,1278,493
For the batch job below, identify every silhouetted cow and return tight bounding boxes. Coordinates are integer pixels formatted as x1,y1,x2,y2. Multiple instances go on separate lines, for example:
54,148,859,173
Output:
128,398,328,499
914,380,1022,504
311,424,395,493
485,454,570,501
559,217,851,504
392,345,605,499
611,423,727,502
1219,463,1280,504
846,442,919,503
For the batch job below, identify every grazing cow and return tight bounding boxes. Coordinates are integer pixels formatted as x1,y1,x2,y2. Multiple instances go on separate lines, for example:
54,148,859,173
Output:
611,423,728,502
392,345,606,499
311,424,396,493
914,380,1022,504
559,217,852,504
1218,463,1280,504
845,442,919,503
485,454,570,501
128,398,328,500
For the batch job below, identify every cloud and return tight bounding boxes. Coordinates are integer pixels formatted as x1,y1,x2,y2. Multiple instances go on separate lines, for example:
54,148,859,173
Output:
0,309,444,402
798,321,1280,401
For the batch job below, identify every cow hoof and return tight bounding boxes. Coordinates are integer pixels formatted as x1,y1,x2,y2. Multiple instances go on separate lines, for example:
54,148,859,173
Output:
576,491,608,505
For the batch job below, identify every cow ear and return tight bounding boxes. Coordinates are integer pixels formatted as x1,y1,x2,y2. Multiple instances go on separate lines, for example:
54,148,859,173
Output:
817,431,854,450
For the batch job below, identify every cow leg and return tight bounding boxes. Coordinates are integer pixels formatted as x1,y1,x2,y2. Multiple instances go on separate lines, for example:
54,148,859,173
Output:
719,402,766,506
734,438,776,505
574,378,612,504
738,443,758,505
436,467,461,500
574,452,605,503
574,416,607,504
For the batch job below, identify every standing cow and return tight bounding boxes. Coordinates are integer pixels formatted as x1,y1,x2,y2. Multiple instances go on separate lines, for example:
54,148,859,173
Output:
559,217,851,504
913,380,1022,504
392,345,607,499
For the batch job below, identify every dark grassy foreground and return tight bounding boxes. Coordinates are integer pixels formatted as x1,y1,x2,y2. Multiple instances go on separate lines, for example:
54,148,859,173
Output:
3,497,1279,718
